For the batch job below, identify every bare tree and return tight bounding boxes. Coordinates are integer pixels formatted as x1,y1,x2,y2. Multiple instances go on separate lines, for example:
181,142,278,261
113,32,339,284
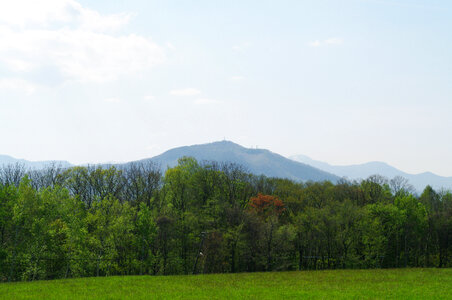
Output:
123,161,162,206
390,176,415,196
59,166,92,206
0,163,26,187
220,162,252,207
27,162,67,190
366,174,389,186
89,165,125,202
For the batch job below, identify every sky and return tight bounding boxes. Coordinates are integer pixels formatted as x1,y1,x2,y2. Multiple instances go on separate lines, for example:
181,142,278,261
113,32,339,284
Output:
0,0,451,176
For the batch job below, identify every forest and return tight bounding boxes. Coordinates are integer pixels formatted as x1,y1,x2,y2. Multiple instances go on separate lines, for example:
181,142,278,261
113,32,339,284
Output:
0,157,451,282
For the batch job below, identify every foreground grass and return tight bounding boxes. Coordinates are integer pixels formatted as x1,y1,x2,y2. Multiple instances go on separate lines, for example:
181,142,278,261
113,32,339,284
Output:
1,268,451,299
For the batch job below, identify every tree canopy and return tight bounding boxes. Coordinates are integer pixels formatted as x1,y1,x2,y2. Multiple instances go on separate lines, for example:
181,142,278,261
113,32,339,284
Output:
0,158,451,281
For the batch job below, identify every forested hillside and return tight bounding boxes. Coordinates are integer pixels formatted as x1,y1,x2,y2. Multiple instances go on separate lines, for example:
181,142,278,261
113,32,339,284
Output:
0,158,451,282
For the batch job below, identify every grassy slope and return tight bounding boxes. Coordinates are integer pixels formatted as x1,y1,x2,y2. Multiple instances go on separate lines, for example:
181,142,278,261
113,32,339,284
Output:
1,269,451,299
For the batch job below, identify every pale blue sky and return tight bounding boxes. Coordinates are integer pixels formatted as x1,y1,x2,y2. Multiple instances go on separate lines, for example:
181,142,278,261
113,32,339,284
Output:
1,0,451,175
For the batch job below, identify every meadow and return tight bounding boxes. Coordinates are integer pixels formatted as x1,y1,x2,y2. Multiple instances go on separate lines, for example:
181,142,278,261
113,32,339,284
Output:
1,268,451,299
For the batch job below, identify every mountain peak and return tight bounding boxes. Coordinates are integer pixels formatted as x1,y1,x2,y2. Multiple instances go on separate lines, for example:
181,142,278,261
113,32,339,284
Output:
134,141,339,183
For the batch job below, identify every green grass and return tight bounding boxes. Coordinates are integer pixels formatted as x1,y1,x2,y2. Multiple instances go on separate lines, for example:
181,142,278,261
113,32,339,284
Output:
1,269,451,299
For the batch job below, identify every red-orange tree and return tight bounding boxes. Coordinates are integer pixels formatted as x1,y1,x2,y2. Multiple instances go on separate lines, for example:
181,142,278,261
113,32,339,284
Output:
249,193,285,218
248,193,286,271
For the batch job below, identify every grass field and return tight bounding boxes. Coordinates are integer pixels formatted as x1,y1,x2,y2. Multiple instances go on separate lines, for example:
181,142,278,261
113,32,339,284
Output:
1,268,451,299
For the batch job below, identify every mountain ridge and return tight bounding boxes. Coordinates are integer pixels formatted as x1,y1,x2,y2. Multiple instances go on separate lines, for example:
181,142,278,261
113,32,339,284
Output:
2,142,451,191
290,154,452,192
0,154,73,169
131,141,340,183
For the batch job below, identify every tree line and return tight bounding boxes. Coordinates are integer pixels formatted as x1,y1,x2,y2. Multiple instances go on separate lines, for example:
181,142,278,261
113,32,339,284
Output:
0,157,451,281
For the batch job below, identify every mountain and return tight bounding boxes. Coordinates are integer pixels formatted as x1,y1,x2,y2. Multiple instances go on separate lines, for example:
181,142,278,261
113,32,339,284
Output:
7,142,449,191
0,154,73,169
132,141,339,183
290,154,452,192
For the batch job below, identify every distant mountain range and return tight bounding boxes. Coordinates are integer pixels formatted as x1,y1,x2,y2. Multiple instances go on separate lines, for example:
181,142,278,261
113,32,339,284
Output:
0,142,339,183
1,142,451,191
290,154,452,192
0,154,73,169
132,141,339,183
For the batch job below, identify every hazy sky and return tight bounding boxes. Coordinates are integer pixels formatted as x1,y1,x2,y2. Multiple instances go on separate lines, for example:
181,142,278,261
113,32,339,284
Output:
1,0,451,176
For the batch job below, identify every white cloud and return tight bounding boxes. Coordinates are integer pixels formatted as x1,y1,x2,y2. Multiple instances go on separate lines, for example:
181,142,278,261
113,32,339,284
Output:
0,0,165,84
308,40,321,47
325,38,344,45
308,38,343,47
230,75,245,81
166,42,176,51
0,78,37,95
144,95,155,101
232,42,252,52
0,1,73,27
170,88,201,96
104,97,121,103
0,0,132,31
194,98,221,105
